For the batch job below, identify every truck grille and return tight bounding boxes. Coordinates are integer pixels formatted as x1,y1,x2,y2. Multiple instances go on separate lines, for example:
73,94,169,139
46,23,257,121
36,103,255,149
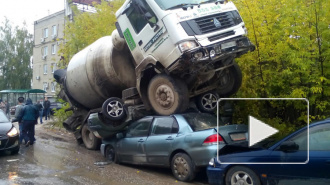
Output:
208,31,235,42
180,10,242,36
195,11,240,34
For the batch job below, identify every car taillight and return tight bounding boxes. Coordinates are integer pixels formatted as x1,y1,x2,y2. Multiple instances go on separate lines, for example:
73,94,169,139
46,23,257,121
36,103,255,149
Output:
203,134,224,145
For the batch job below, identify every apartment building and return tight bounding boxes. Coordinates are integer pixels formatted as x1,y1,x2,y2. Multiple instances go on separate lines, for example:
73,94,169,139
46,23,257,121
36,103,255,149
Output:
32,10,65,102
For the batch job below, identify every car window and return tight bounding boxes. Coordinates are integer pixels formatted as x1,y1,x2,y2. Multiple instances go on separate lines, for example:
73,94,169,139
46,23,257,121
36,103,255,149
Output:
0,111,9,123
182,113,217,131
126,117,152,137
151,117,178,135
280,123,330,151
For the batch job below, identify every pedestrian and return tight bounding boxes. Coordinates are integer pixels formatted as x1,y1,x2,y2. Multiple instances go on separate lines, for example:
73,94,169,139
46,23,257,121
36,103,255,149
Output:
17,98,39,147
43,97,51,120
12,97,25,144
35,100,43,124
4,100,10,119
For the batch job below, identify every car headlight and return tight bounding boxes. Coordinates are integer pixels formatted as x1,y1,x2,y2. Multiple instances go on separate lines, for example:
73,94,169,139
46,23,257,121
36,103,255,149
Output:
209,158,215,167
7,127,18,137
179,40,198,52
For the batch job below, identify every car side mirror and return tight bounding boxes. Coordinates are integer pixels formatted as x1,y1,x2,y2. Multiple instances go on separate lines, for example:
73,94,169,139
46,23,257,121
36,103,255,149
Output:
116,133,124,139
279,141,299,152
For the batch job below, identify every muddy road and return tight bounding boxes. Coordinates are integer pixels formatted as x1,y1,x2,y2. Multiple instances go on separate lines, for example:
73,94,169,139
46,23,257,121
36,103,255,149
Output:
0,122,209,185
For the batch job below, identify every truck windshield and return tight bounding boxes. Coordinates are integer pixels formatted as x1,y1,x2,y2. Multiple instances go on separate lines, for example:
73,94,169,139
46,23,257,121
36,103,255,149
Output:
155,0,218,10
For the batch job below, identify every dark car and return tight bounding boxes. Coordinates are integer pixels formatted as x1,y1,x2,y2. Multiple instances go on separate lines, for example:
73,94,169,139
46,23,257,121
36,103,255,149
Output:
0,110,19,155
207,119,330,185
96,113,247,182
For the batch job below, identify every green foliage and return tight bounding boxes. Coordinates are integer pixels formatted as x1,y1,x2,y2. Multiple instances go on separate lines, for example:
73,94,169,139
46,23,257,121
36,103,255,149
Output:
59,0,125,67
53,99,73,127
231,0,330,123
0,18,33,89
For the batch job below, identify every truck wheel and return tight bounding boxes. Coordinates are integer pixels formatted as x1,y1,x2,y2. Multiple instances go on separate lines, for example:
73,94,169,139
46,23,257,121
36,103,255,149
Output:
81,124,101,150
195,91,218,113
216,61,242,97
171,153,195,182
102,97,127,121
148,74,189,115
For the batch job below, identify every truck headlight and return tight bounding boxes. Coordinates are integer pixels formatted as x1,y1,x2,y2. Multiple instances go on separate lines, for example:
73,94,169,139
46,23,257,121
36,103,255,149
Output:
179,41,198,52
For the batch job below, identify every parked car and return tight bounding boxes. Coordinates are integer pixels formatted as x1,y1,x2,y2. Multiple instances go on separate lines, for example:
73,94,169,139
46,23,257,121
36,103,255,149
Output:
0,110,19,155
207,119,330,185
50,102,62,115
98,112,248,182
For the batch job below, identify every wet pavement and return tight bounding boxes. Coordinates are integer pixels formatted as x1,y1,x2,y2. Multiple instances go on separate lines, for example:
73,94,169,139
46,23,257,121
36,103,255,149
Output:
0,120,209,185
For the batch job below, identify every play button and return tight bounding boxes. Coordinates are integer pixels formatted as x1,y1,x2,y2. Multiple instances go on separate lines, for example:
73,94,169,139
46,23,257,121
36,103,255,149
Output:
249,116,279,147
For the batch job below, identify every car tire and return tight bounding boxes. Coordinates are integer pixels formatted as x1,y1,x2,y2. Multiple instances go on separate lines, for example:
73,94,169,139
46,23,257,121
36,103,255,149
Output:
81,124,101,150
148,74,189,115
195,91,219,113
225,166,261,185
171,153,195,182
102,97,127,121
216,61,242,97
105,145,118,164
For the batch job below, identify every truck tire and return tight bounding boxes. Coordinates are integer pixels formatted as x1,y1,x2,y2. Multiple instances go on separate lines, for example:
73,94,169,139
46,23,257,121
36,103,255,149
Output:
216,61,242,97
102,97,127,121
147,74,189,115
195,91,219,113
81,124,101,150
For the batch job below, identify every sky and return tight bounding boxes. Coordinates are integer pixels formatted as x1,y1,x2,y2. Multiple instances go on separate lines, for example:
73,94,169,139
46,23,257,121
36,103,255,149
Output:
0,0,65,34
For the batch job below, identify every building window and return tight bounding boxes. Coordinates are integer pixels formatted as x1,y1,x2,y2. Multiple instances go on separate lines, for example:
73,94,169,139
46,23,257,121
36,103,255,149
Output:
52,25,57,36
43,64,48,74
43,82,48,92
43,46,48,58
51,82,56,92
44,28,48,38
51,44,56,54
51,63,56,73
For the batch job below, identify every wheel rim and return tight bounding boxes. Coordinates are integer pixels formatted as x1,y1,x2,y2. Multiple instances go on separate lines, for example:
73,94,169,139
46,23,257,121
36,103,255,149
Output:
173,156,189,179
231,171,254,185
106,100,124,118
201,93,218,110
155,84,175,110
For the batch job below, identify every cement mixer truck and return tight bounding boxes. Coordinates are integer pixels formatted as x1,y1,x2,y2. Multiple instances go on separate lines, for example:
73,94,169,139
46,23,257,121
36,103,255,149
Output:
54,0,254,149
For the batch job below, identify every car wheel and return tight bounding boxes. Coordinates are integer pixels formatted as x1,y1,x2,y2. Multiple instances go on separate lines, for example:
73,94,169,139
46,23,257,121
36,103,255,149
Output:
195,91,219,113
148,74,189,115
225,166,261,185
102,97,127,121
81,124,101,150
171,153,195,182
105,145,118,164
216,61,242,97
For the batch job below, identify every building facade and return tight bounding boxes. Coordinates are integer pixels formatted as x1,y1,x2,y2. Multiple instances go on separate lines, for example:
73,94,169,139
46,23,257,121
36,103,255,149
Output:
32,10,65,102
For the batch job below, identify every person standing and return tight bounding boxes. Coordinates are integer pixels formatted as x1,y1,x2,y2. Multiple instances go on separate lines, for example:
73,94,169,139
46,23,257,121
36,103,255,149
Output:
5,100,10,119
35,101,43,124
43,97,51,120
17,98,39,147
12,97,25,144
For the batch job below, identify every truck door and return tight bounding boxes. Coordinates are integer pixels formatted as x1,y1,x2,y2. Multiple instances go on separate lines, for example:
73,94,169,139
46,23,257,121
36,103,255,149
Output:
118,0,167,66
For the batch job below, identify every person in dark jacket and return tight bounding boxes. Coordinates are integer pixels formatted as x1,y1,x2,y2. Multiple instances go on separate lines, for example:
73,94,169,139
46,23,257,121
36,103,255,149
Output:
17,98,39,147
35,101,43,124
43,97,51,120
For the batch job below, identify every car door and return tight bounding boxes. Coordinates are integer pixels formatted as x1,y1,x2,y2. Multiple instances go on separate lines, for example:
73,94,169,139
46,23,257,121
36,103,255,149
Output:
116,117,153,164
145,116,179,166
268,123,330,185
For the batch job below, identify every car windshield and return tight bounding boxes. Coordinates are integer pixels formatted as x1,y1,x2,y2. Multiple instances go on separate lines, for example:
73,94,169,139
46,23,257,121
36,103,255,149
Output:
0,111,9,123
182,113,217,131
155,0,219,10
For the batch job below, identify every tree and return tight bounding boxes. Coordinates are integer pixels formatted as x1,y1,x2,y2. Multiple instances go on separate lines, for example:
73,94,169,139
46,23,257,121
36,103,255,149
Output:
59,0,125,66
0,18,33,89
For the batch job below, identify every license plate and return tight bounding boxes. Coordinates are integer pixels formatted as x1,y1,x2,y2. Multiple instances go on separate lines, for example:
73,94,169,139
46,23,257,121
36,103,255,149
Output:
221,41,236,49
230,133,246,141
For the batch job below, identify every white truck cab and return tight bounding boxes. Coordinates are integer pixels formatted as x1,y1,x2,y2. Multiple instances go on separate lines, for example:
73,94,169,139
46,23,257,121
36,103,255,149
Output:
115,0,255,115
